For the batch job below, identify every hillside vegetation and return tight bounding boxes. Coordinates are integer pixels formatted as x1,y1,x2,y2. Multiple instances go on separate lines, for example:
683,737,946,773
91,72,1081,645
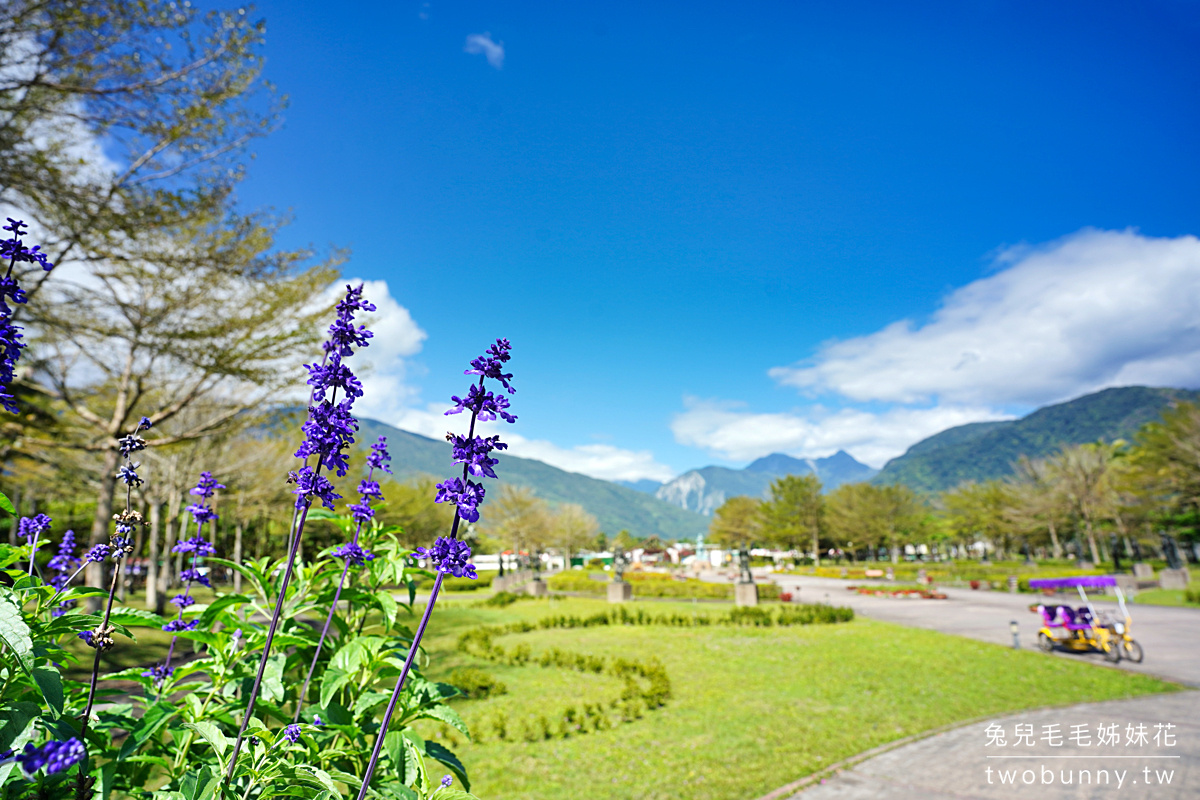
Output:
873,386,1200,493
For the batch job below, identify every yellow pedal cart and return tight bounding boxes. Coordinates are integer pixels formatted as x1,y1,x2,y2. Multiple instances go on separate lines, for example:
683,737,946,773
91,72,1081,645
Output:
1029,575,1143,663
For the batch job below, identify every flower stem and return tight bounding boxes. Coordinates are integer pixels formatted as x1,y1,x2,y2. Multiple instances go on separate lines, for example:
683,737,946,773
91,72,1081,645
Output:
355,567,448,800
294,559,350,723
75,559,123,800
224,500,312,785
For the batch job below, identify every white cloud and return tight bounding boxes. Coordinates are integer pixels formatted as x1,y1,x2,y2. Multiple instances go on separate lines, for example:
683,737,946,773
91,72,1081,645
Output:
770,229,1200,406
671,399,1011,468
335,279,428,421
502,437,676,483
675,229,1200,469
464,33,505,69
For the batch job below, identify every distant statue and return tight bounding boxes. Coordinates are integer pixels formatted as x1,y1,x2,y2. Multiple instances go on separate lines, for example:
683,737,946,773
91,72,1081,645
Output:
1161,532,1184,570
613,550,628,582
737,549,753,584
1109,534,1122,572
1131,538,1143,562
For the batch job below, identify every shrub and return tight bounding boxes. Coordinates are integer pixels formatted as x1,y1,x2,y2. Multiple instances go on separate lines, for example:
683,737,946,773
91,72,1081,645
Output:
450,667,509,699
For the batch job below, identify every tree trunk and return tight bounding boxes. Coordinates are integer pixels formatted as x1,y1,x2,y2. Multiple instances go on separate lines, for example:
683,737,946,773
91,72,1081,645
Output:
146,501,161,611
1084,516,1101,564
233,520,244,593
1047,520,1062,559
812,527,821,568
86,450,121,611
157,491,183,615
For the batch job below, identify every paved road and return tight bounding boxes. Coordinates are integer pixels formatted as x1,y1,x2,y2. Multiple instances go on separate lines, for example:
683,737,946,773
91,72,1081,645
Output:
772,574,1200,687
773,691,1200,800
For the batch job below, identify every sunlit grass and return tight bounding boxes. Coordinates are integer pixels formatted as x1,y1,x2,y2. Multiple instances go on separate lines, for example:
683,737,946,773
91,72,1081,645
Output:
417,597,1178,800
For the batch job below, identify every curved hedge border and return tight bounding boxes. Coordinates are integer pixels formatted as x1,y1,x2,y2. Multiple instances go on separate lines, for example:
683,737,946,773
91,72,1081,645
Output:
454,603,854,743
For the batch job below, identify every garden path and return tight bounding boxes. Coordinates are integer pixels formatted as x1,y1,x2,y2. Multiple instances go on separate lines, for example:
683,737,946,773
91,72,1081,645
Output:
772,574,1200,687
766,690,1200,800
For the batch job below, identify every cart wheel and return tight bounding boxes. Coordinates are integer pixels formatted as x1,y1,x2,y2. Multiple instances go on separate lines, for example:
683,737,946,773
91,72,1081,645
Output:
1102,639,1121,663
1122,640,1144,664
1038,633,1054,653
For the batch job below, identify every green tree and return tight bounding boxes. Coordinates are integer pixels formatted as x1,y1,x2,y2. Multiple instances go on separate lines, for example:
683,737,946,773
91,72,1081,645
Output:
1,2,341,587
484,485,553,568
942,480,1018,559
1047,441,1124,564
760,474,825,565
708,496,762,551
553,502,600,566
378,477,457,550
827,483,926,563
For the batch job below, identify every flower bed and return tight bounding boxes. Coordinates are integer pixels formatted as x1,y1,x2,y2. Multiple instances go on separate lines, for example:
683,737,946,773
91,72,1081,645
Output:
846,584,948,599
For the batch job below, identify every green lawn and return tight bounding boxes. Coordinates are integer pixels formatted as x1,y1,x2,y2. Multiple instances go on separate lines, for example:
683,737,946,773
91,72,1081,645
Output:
1131,581,1200,608
417,597,1177,800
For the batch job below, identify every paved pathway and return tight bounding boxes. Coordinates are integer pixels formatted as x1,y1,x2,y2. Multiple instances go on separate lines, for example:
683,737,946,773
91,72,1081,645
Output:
772,574,1200,686
774,691,1200,800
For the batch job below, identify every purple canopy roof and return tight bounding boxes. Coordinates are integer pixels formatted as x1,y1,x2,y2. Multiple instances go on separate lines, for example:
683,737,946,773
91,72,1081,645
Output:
1028,575,1117,589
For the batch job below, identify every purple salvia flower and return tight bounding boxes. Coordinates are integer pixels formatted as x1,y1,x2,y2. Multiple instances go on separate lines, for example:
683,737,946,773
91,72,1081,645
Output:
190,471,226,499
289,465,342,510
415,537,478,579
447,433,507,479
141,663,174,686
357,341,514,799
139,415,153,429
282,724,303,744
441,775,453,788
117,463,143,487
85,543,111,562
173,535,215,556
294,437,391,723
332,541,375,567
15,738,84,777
18,514,52,541
445,383,517,423
230,286,377,776
19,513,52,576
0,219,53,415
433,478,486,523
366,436,392,473
161,473,219,680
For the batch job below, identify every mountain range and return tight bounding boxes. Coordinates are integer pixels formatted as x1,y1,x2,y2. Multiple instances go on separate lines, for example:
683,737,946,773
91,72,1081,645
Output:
625,450,878,516
361,384,1197,540
356,418,711,540
872,386,1200,493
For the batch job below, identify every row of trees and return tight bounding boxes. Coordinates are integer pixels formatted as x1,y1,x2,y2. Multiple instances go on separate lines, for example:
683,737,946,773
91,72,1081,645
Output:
709,402,1200,565
708,476,926,565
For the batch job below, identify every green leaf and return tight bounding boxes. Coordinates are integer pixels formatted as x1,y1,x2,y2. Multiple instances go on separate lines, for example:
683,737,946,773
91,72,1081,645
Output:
32,666,64,717
352,690,390,718
260,653,287,704
425,741,471,792
401,733,425,789
0,588,34,671
0,491,16,515
183,722,229,764
121,702,178,759
180,765,222,800
383,730,406,781
0,702,39,751
432,790,480,800
298,765,339,794
108,606,171,628
376,589,398,629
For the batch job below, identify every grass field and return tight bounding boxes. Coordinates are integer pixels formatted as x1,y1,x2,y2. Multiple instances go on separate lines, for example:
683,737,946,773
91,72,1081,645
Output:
417,596,1178,800
1132,581,1200,608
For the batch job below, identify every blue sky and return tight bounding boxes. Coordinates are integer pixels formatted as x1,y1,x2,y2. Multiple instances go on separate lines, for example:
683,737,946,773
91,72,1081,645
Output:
235,0,1200,481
